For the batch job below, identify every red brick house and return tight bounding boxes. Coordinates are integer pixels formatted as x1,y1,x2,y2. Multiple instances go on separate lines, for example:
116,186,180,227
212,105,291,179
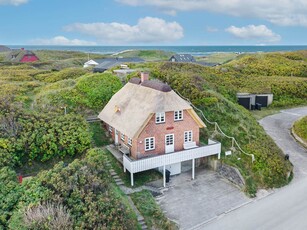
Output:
98,72,221,186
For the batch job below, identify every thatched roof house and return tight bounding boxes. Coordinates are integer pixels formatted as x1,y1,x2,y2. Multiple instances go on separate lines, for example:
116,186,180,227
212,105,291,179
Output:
7,48,39,62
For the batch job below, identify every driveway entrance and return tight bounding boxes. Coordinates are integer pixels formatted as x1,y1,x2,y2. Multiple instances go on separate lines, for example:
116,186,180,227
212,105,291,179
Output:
156,168,251,229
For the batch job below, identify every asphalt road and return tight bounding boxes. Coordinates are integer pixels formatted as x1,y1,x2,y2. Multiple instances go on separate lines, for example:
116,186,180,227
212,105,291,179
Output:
196,106,307,230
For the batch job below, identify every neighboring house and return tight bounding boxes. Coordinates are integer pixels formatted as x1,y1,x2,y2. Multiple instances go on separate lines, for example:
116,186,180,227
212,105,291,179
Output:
93,57,144,73
83,59,99,68
169,54,196,63
8,48,39,62
98,72,221,186
0,45,10,52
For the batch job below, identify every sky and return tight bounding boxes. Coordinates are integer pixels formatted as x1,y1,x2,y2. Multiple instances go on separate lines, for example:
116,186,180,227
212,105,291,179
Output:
0,0,307,46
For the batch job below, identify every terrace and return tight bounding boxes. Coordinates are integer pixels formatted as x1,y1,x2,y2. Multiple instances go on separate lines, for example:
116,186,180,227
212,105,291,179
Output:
108,139,221,187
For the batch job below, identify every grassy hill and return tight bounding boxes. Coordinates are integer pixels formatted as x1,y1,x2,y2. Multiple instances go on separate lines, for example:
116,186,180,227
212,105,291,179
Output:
110,49,175,61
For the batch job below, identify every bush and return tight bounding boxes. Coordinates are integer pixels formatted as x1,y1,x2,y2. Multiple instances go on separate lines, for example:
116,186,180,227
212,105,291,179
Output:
9,149,137,229
293,116,307,142
34,68,88,83
0,167,23,229
0,100,91,165
23,202,73,230
34,73,122,112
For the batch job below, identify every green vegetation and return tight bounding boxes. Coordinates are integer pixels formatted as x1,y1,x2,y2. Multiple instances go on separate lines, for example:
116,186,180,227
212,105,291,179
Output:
0,99,91,167
89,123,111,147
293,116,307,143
0,167,23,229
4,149,138,229
131,190,178,229
106,149,162,187
196,52,239,64
34,72,122,113
111,49,175,61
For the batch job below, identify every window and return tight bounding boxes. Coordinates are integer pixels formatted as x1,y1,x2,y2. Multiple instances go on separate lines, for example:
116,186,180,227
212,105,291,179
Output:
184,131,193,143
121,133,125,141
174,110,183,121
109,125,113,133
155,112,165,123
128,138,132,146
145,137,155,151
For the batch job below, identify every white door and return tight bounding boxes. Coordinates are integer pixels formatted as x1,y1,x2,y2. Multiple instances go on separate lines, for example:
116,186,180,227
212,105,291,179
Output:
115,129,119,144
165,134,174,153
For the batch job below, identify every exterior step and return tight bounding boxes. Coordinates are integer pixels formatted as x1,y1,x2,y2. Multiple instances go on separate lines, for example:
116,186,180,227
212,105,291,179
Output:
116,181,124,185
114,178,122,182
113,175,120,179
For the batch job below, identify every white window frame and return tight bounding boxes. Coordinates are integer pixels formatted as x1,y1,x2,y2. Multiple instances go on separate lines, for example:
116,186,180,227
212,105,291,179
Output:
145,137,155,151
109,125,113,133
184,131,193,143
121,133,125,141
128,138,132,146
155,112,165,124
174,110,183,121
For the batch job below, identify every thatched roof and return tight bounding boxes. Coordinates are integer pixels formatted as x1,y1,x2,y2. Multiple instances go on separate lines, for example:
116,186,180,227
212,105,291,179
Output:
98,80,205,139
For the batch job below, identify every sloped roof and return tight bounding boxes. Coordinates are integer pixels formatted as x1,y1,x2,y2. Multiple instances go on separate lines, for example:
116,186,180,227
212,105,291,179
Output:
98,80,205,138
84,59,99,65
169,54,196,62
94,57,145,71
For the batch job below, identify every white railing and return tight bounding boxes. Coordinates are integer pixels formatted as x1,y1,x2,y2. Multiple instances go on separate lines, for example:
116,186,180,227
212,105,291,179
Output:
123,141,221,174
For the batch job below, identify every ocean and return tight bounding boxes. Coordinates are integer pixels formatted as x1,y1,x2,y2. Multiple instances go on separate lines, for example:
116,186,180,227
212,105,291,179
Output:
7,45,307,56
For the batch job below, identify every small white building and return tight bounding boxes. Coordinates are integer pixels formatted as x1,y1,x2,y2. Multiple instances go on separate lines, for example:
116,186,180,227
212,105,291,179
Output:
83,59,99,68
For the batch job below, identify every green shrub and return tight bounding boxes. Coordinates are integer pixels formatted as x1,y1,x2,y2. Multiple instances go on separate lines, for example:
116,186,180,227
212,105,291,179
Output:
75,73,122,110
0,167,23,229
293,116,307,142
9,149,137,229
34,73,122,112
35,68,88,83
131,190,178,229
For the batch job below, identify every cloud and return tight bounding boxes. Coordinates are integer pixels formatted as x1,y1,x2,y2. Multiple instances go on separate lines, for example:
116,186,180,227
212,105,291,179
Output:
226,25,281,42
206,26,219,33
116,0,307,27
0,0,28,6
64,17,183,44
30,36,97,46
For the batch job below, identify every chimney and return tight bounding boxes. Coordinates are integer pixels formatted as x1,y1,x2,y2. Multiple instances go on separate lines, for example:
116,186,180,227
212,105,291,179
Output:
141,72,149,83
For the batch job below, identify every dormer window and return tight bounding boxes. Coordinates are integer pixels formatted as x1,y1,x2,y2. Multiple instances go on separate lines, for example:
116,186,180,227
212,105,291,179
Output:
155,112,165,124
174,110,183,121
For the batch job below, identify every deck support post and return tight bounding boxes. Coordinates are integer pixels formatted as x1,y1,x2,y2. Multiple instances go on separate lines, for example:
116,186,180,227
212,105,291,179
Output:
131,172,134,186
163,165,166,188
192,158,195,180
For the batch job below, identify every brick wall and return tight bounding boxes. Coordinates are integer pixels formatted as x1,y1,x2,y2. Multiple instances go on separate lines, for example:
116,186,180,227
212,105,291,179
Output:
132,110,200,159
104,110,202,159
